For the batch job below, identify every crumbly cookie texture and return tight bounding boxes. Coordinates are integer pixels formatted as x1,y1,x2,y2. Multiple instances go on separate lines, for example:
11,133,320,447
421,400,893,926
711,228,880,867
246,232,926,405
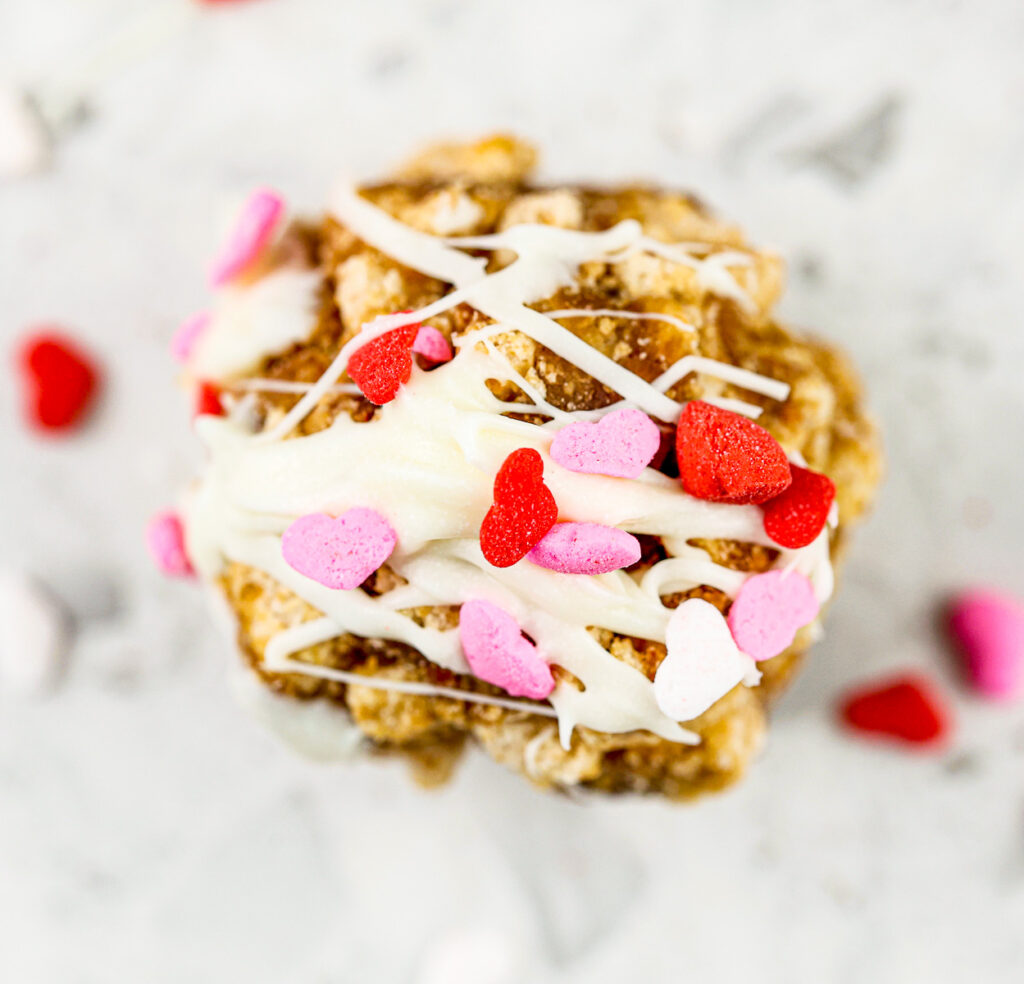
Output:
218,134,881,798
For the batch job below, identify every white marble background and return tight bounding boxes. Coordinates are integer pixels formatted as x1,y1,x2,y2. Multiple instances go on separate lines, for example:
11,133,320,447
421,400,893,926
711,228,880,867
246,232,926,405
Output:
2,1,1023,981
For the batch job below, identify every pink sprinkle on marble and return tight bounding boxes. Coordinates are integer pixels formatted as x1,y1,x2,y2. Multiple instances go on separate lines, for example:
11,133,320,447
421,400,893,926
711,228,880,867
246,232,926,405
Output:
459,599,554,699
549,407,660,479
411,325,452,363
281,508,396,590
948,589,1024,701
170,311,211,363
208,188,284,287
527,522,641,575
146,511,194,578
727,568,818,662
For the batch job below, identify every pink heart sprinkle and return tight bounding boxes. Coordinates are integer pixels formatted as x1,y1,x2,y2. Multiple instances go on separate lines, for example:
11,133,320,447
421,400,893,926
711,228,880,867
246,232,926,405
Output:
549,407,660,479
527,522,641,575
948,589,1024,701
146,511,194,578
281,509,397,590
209,188,285,287
654,598,757,721
459,599,554,699
170,311,211,363
411,325,452,363
727,569,819,662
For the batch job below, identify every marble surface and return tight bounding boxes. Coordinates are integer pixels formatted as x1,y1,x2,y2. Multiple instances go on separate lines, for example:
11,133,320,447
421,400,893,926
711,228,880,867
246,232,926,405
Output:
2,1,1023,981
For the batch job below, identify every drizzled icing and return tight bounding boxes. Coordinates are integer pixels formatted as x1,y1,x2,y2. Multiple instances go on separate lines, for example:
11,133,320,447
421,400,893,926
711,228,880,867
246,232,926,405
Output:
189,269,321,380
183,182,834,750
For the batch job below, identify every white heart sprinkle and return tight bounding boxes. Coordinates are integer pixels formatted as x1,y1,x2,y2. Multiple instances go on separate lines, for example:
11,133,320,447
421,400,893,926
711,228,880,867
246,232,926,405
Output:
654,598,759,721
0,569,69,698
0,85,50,178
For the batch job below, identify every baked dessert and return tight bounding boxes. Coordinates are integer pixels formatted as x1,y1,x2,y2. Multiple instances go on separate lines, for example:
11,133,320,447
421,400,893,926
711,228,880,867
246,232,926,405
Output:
171,134,881,798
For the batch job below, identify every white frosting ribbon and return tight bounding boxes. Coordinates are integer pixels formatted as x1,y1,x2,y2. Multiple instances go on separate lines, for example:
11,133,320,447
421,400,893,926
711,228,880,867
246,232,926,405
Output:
184,183,831,751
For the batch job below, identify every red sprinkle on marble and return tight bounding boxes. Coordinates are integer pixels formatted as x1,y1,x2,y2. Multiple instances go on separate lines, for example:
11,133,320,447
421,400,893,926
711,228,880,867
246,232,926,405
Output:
480,448,559,568
675,400,791,504
347,324,419,405
17,331,100,433
839,674,952,748
762,464,836,549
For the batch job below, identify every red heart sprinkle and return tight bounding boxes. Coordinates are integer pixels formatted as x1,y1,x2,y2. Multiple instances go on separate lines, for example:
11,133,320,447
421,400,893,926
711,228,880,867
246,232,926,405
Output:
17,331,100,433
762,464,836,548
675,400,792,504
839,674,952,747
347,323,419,405
480,448,559,568
194,381,225,418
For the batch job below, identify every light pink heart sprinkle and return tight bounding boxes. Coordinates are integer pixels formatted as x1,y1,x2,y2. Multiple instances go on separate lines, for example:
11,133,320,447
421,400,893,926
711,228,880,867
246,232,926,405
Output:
948,589,1024,701
411,325,452,363
281,509,397,590
146,511,194,578
459,599,554,699
208,188,284,287
527,522,641,575
549,407,660,479
170,311,211,363
654,598,758,721
727,568,819,662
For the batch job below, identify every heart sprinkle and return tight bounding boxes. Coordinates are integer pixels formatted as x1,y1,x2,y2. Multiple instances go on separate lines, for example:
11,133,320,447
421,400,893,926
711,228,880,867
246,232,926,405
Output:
17,331,101,433
480,449,559,568
0,569,69,698
146,511,195,578
459,599,554,699
549,407,661,479
281,509,397,590
762,464,836,549
208,188,284,287
839,674,952,747
947,589,1024,701
527,522,641,575
194,381,225,418
412,324,453,364
170,311,211,363
727,569,819,662
675,400,791,504
347,324,419,405
654,598,759,721
0,84,50,179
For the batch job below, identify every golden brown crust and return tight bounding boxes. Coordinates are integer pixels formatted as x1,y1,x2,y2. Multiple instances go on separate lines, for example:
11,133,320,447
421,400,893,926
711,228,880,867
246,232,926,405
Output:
217,135,882,798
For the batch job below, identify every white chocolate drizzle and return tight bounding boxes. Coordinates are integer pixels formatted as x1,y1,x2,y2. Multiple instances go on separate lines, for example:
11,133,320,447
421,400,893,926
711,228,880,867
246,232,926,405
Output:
230,378,363,397
263,617,561,719
652,356,790,402
189,269,321,380
184,182,831,753
634,240,757,312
